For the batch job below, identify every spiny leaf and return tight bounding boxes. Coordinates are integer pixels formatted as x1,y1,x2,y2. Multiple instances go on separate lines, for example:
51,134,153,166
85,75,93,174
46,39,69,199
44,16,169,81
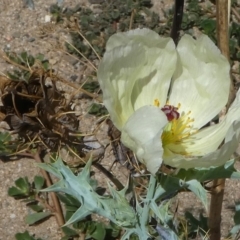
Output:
185,179,207,211
175,159,240,182
39,158,136,227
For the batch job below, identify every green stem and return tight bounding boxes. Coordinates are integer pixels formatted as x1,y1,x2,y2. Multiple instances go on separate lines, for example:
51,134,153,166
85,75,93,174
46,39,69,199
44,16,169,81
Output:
141,174,157,228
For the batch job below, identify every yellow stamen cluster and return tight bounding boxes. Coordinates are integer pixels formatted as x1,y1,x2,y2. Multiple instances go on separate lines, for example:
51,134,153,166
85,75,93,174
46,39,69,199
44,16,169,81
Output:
162,110,196,147
153,99,196,152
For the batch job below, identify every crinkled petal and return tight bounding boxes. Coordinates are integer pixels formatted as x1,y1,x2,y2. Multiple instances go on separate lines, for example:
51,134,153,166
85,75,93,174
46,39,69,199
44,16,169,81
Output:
184,88,240,155
186,125,226,155
163,88,240,168
98,28,176,130
163,121,240,169
121,105,168,174
169,34,230,129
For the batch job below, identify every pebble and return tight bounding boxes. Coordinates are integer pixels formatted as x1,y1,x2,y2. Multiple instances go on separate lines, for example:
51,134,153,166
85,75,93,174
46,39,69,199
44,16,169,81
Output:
49,58,58,65
83,135,102,149
45,15,51,23
62,54,79,66
12,32,21,38
4,44,11,50
70,75,78,81
74,105,82,116
27,37,35,42
10,214,16,219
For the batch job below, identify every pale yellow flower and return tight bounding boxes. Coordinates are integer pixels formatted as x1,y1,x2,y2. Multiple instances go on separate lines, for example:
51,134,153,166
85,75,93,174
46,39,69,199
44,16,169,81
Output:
98,28,240,174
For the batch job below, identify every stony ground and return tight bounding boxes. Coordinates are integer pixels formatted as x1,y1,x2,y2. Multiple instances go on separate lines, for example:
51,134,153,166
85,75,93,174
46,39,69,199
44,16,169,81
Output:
0,0,239,240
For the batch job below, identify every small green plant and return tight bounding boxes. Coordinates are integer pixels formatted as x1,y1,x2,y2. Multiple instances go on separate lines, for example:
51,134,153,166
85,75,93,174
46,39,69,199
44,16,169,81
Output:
0,132,16,156
5,52,49,82
50,0,161,60
88,103,108,116
8,176,53,225
15,231,42,240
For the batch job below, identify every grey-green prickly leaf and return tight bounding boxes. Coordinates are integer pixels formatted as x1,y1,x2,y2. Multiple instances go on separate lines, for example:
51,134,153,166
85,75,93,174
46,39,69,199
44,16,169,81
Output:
120,225,150,240
105,183,136,227
155,225,178,240
150,201,172,225
38,158,136,228
153,174,208,211
175,159,240,182
186,179,207,211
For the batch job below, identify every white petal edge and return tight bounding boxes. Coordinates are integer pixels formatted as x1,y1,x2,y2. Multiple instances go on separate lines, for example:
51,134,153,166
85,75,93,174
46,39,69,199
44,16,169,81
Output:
105,28,173,51
98,28,176,130
169,34,230,129
121,105,168,174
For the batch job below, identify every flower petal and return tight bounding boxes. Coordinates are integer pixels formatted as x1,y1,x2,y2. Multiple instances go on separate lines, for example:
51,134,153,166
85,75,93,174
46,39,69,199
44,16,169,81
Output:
163,88,240,168
168,121,228,157
98,28,176,130
169,34,230,129
121,105,168,174
183,88,240,155
163,121,240,169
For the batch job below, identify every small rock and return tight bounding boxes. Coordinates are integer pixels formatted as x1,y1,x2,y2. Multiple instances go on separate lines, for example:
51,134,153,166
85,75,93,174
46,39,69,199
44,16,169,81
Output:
10,214,16,219
62,54,79,65
45,15,51,23
12,31,21,38
57,0,64,6
70,75,78,81
49,58,58,65
4,44,11,51
27,37,35,42
23,0,35,10
74,105,82,116
84,136,102,149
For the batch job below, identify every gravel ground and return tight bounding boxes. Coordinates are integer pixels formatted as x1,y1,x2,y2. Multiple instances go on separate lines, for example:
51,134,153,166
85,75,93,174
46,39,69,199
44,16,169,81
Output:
0,1,93,239
0,0,239,240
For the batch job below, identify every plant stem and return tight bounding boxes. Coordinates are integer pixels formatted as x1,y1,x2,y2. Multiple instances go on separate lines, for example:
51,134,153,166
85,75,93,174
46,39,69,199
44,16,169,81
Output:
209,1,232,239
141,174,157,228
209,179,226,240
216,0,234,108
170,0,184,45
33,151,65,228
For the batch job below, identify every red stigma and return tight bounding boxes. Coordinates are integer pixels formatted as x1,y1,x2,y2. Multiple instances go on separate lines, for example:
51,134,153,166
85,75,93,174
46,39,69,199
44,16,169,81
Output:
161,105,180,121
